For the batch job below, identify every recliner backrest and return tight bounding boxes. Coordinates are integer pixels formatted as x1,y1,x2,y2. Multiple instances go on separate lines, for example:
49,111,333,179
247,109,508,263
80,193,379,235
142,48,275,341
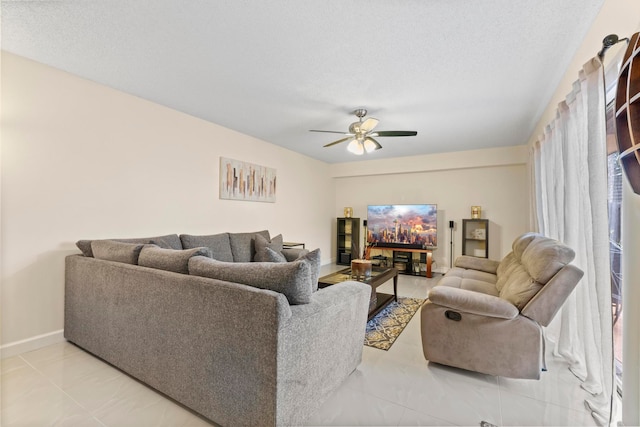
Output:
497,233,577,311
520,237,576,285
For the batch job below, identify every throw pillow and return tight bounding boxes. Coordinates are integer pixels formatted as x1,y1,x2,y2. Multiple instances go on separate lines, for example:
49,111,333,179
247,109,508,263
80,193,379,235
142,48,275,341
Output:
138,245,212,274
188,256,312,305
76,234,182,257
253,234,284,262
228,230,270,262
261,247,287,263
91,240,146,265
180,233,234,262
298,248,321,292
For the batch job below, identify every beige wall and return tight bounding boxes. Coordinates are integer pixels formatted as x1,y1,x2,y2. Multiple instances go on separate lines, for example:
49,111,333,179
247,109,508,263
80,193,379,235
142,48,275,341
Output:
0,52,335,351
528,0,640,146
0,51,531,355
331,147,530,270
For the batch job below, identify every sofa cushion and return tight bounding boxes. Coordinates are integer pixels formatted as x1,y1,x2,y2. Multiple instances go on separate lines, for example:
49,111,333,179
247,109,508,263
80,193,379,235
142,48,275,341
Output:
138,245,212,274
498,264,541,310
521,237,575,284
454,256,500,274
188,256,312,304
180,233,234,262
461,269,497,284
496,252,519,292
229,230,270,262
91,240,146,265
77,234,182,257
437,275,499,297
443,267,497,284
254,234,284,262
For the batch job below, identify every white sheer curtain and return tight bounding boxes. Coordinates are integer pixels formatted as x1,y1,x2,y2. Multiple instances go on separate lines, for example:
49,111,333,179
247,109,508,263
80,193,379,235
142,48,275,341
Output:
531,57,613,425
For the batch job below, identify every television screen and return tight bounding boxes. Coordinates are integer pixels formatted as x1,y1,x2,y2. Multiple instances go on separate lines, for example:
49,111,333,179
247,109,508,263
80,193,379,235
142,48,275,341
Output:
367,204,437,249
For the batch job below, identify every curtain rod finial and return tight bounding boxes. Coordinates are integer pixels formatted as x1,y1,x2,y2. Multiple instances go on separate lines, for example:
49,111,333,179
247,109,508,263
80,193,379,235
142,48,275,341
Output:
598,34,630,60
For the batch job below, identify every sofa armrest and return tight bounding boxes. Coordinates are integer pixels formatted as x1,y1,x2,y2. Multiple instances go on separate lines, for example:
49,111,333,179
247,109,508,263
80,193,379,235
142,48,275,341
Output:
454,255,500,274
428,286,518,319
287,280,369,323
276,280,370,424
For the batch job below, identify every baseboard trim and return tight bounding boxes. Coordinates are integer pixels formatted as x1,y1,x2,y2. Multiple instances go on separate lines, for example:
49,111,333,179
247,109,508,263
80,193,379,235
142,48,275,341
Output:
1,329,65,359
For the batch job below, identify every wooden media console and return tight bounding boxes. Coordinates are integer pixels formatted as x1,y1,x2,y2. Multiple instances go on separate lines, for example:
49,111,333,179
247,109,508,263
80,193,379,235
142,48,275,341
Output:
368,247,433,278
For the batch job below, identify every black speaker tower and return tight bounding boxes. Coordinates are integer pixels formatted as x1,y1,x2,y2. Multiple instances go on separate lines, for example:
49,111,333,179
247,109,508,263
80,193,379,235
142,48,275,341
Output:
449,220,455,268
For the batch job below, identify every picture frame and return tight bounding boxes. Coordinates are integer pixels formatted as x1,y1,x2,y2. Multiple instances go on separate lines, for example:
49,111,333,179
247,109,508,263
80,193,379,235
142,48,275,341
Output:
219,157,276,202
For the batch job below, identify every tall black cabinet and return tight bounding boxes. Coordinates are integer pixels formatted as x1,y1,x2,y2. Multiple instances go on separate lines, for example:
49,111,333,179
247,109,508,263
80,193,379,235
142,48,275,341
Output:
337,217,360,265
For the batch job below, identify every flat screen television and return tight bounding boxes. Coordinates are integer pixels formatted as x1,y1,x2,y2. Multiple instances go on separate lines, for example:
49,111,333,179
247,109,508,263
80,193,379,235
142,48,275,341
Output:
366,204,437,249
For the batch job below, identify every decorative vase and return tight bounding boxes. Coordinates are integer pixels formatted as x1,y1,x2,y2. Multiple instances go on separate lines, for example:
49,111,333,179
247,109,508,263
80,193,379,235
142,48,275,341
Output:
471,206,481,219
344,207,353,218
351,259,372,280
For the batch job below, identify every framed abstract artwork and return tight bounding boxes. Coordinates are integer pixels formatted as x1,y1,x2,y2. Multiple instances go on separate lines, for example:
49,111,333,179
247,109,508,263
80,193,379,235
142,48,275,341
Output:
219,157,277,202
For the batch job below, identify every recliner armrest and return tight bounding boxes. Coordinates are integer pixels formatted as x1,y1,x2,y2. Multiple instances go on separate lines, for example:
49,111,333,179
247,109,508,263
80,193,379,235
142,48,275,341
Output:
454,256,500,274
428,286,519,319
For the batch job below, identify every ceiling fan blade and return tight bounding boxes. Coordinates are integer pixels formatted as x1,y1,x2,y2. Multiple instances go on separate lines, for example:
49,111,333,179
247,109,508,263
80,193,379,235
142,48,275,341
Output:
360,118,379,133
310,130,352,135
364,137,382,151
370,131,418,137
323,136,354,148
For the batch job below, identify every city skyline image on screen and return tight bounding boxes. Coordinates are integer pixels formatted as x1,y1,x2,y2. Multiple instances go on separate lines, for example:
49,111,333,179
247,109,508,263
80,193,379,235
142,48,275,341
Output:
367,204,437,248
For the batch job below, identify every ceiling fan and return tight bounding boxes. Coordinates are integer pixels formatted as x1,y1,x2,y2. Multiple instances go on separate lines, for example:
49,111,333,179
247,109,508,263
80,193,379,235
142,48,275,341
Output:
310,108,418,155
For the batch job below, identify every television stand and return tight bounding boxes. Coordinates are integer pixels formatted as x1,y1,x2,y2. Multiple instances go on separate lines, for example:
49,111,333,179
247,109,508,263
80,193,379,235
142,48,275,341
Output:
369,247,433,278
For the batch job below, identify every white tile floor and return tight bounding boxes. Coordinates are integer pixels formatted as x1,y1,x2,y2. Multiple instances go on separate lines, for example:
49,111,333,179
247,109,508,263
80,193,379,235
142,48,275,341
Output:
1,270,600,426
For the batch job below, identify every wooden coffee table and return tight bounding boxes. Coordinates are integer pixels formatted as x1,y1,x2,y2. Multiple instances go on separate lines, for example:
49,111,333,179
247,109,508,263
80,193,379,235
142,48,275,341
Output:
318,266,398,320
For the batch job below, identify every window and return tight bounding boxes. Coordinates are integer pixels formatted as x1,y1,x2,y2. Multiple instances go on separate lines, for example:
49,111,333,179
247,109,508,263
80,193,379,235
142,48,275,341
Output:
603,43,626,395
606,99,623,394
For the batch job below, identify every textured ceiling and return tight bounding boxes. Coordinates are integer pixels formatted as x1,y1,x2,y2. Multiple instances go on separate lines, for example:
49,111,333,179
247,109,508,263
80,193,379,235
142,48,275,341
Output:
2,1,604,163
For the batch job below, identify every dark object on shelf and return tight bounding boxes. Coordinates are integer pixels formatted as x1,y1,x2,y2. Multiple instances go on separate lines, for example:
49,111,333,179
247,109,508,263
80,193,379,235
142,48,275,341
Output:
462,219,489,258
370,255,388,267
614,32,640,195
336,217,360,265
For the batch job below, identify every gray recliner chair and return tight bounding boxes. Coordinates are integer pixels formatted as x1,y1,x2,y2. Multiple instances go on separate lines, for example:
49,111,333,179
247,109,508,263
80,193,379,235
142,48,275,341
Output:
420,232,584,379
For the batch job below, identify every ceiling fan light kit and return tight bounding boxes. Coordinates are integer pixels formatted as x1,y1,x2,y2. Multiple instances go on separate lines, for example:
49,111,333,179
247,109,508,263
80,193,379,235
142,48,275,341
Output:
347,139,365,155
311,108,418,155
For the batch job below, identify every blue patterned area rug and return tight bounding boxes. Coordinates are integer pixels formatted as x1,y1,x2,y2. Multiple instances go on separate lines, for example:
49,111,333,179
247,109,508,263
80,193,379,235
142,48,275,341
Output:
364,297,425,351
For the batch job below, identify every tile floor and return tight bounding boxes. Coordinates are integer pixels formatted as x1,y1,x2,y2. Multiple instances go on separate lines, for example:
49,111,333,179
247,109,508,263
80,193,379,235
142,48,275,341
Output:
1,269,602,426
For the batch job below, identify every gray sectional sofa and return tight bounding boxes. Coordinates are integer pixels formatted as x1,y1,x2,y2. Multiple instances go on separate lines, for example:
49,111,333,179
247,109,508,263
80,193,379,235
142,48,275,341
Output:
66,230,370,426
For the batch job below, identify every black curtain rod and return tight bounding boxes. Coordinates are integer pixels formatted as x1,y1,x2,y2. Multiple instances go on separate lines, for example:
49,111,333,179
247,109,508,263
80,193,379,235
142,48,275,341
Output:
598,34,629,61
